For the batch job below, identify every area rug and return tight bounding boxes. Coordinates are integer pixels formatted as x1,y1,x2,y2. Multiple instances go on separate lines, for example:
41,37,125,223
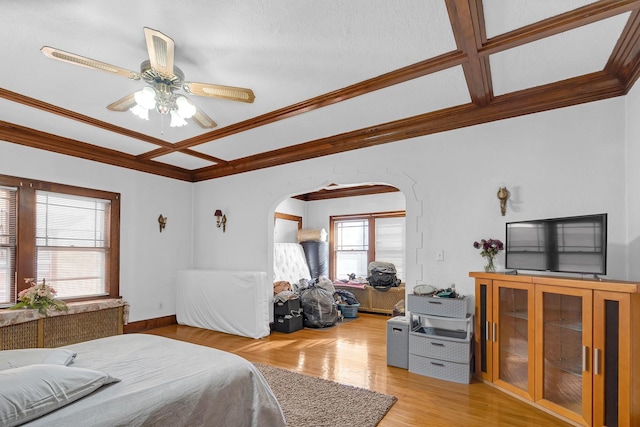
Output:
254,363,397,427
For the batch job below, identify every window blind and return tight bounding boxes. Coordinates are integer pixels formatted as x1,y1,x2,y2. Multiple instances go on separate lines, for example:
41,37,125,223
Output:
0,187,17,305
35,191,110,298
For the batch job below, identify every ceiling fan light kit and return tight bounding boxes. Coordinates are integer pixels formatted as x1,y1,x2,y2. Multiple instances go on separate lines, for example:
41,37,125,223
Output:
41,27,255,131
130,84,196,128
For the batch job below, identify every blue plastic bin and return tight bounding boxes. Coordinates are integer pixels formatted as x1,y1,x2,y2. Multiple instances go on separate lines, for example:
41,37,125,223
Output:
338,303,360,318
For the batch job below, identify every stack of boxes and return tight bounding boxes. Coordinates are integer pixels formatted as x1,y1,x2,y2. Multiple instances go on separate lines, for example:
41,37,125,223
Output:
274,298,303,333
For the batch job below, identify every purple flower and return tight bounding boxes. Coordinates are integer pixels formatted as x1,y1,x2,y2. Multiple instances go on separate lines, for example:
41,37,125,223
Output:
473,238,504,257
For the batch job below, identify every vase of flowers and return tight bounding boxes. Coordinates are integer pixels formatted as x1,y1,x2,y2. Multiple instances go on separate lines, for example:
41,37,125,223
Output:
473,238,504,272
9,278,68,316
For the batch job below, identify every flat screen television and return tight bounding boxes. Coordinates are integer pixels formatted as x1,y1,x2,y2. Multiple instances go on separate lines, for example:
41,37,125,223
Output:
505,213,607,276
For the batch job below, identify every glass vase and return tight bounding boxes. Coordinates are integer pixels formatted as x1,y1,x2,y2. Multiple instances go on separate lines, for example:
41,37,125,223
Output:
484,256,496,272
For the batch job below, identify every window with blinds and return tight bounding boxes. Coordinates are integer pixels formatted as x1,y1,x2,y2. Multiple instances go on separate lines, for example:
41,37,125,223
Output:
35,191,110,298
0,174,119,305
335,219,370,279
0,187,17,305
331,212,405,280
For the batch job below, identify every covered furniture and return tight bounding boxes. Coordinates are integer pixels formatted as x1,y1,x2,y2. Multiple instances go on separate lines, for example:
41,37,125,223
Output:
300,241,329,280
176,270,271,339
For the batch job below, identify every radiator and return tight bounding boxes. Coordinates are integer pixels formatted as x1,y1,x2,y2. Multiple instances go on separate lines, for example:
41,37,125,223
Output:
0,299,127,350
334,285,405,315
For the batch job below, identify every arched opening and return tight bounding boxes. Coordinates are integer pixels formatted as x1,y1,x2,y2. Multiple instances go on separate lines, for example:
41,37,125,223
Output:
271,180,414,316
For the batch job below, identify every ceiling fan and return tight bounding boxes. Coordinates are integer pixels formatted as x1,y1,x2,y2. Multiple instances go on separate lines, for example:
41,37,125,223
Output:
41,27,255,129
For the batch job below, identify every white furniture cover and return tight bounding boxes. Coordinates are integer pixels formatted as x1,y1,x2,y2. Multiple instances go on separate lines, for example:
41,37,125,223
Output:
176,270,271,339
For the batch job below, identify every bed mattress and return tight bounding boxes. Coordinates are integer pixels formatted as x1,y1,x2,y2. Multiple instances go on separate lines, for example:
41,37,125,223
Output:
24,334,285,426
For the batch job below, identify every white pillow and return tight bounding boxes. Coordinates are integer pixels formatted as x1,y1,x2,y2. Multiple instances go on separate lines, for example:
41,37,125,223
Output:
0,364,120,426
0,348,77,371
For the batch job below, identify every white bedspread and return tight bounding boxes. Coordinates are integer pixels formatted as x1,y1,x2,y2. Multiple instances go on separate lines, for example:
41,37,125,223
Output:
25,334,285,427
175,270,271,339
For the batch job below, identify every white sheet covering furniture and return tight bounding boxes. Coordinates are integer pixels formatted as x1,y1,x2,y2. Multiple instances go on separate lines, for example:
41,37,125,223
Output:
24,334,285,426
175,270,271,339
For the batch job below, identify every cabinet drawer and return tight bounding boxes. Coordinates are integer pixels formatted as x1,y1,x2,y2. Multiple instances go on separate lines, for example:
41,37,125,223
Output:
409,333,471,363
408,294,468,318
409,353,472,384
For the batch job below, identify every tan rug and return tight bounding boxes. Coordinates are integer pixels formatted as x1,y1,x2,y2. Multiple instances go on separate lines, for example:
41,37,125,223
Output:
255,363,397,427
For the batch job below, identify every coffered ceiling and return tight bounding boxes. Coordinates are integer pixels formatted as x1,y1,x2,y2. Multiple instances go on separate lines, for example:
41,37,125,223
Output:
1,1,639,182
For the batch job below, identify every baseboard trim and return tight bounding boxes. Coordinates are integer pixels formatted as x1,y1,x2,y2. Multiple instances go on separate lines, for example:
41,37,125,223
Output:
124,315,177,333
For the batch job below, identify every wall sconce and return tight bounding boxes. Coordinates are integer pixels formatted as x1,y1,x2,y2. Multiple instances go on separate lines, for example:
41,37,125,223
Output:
158,214,167,232
497,187,510,216
214,209,227,232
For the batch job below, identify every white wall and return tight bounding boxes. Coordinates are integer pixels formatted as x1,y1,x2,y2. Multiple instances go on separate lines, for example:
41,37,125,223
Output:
193,96,629,299
625,82,640,279
0,142,194,322
1,94,632,322
273,197,305,242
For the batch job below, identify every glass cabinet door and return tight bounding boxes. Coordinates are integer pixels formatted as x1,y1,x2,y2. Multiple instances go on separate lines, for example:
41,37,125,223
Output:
535,285,593,426
475,280,493,382
494,281,534,400
594,291,629,427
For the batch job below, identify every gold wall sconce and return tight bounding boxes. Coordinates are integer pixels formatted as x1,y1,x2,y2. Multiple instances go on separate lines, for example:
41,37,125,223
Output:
497,187,510,216
158,214,167,232
214,209,227,232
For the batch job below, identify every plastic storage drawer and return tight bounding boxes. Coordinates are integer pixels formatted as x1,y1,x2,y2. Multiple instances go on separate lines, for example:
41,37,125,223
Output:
407,294,468,318
409,333,471,364
409,353,472,384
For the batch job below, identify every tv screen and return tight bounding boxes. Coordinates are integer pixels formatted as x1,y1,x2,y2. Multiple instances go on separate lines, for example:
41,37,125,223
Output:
505,213,607,275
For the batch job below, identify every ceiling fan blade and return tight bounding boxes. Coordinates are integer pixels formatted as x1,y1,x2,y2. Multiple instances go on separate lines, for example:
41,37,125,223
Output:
191,106,217,129
184,82,255,103
144,27,175,79
107,93,137,111
41,47,140,80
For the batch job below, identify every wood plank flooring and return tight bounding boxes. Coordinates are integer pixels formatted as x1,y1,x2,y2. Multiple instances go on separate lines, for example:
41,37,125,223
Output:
145,313,572,427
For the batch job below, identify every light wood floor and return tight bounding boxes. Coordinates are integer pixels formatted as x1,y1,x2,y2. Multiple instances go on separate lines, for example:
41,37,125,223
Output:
145,313,571,427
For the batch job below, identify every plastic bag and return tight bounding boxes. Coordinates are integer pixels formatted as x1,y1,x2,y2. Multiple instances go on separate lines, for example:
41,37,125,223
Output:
300,285,338,328
316,276,335,294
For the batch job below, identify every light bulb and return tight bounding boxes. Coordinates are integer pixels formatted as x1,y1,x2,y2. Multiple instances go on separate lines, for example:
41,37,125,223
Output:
169,110,188,127
134,87,156,110
176,96,196,119
130,104,149,120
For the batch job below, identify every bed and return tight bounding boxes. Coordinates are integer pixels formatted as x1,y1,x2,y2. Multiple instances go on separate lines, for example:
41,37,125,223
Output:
1,334,285,426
